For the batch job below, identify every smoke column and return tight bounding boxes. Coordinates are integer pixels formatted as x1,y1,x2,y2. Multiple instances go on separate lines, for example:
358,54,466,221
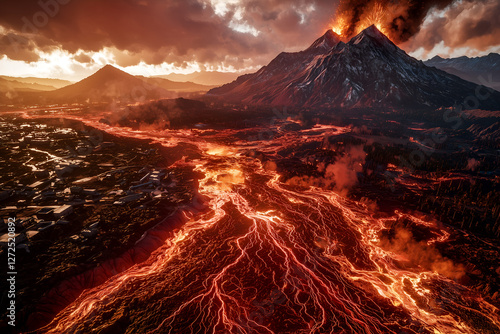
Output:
333,0,457,43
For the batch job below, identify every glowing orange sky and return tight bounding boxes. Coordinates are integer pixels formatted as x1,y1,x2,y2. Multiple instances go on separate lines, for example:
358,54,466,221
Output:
0,0,499,81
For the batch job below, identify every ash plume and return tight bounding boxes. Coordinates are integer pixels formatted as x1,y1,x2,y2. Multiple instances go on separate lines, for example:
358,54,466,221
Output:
335,0,457,43
286,145,366,193
409,0,500,54
105,98,205,130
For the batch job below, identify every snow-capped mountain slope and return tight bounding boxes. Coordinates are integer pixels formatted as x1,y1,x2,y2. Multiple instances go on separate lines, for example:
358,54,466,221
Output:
208,26,500,110
207,30,341,106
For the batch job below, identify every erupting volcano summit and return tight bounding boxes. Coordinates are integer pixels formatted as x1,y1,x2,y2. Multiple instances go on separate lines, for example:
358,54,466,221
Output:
208,25,500,110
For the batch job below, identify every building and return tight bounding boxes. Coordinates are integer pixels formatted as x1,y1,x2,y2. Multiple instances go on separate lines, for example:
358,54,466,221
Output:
81,229,97,237
83,189,100,197
113,193,142,205
149,170,166,185
53,205,73,219
36,207,54,220
26,230,40,241
36,221,56,232
0,233,26,248
28,180,50,190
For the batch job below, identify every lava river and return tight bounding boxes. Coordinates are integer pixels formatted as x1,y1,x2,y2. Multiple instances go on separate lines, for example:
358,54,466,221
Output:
36,119,500,334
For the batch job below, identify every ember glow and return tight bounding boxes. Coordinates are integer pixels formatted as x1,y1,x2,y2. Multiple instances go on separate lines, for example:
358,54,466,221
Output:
332,2,390,39
354,3,389,36
331,16,348,37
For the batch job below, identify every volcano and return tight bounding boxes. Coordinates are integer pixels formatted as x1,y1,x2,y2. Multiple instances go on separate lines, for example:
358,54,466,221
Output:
208,26,500,110
42,65,173,103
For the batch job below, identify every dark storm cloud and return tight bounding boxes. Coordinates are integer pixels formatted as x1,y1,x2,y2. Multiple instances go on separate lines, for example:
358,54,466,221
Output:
0,0,338,67
72,52,93,64
407,0,500,53
0,30,58,61
0,32,40,62
0,0,498,69
240,0,338,44
0,0,263,63
388,0,456,42
333,0,500,53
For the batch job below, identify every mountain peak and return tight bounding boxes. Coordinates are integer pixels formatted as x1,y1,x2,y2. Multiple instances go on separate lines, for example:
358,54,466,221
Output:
208,22,500,110
97,64,122,73
430,55,444,61
323,29,340,40
307,29,341,51
348,24,396,51
362,25,383,37
88,64,134,81
45,63,175,103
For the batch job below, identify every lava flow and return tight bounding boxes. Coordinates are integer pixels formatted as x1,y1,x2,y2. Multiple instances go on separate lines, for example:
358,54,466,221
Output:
35,118,500,334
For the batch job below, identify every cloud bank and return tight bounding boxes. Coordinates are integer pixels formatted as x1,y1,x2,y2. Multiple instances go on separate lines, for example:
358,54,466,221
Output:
0,0,499,78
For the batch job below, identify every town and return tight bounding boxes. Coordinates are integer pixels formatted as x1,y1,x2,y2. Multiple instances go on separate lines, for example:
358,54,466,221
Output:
0,114,200,326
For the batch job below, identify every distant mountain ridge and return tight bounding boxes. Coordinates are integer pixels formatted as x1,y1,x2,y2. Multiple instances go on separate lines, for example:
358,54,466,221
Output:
208,26,500,110
0,65,221,104
0,76,72,91
154,71,242,86
137,76,216,93
424,53,500,91
0,77,67,93
39,65,172,103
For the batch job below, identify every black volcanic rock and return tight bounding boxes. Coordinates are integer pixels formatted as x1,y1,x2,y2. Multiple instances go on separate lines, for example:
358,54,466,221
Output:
208,26,500,110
